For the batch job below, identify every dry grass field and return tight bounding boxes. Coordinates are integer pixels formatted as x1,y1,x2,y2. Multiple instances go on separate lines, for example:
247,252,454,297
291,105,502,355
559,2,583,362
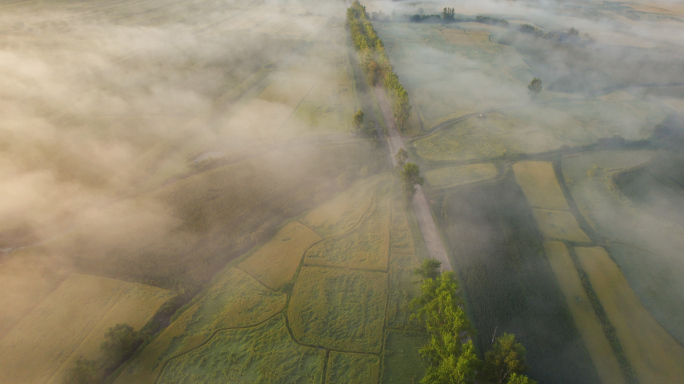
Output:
575,246,684,383
543,242,625,384
532,209,591,242
238,221,322,290
513,161,570,210
425,163,497,190
0,274,172,384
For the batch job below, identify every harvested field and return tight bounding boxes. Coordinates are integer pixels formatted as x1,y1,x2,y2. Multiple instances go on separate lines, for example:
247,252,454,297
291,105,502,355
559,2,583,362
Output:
543,242,625,384
425,163,497,190
440,177,599,383
575,246,684,383
304,197,390,271
326,352,380,384
0,274,172,384
158,315,325,384
532,209,591,242
288,266,387,353
381,330,426,384
513,161,570,210
441,29,476,45
239,221,321,290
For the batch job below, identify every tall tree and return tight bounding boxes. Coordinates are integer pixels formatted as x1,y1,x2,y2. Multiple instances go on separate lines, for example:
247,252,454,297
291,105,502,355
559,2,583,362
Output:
100,323,143,368
528,78,542,94
395,148,409,166
353,110,365,130
481,333,529,384
400,162,424,198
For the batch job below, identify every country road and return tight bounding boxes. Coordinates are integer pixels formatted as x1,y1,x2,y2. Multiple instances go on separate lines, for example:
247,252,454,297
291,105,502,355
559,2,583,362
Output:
372,87,453,272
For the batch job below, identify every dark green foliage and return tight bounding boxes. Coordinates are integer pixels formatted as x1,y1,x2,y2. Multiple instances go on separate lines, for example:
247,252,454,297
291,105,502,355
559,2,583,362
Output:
442,7,455,22
528,78,542,94
481,333,529,384
395,148,409,166
401,162,424,198
475,16,509,27
519,24,543,36
507,373,537,384
100,324,143,369
353,110,365,130
63,358,99,384
414,258,441,280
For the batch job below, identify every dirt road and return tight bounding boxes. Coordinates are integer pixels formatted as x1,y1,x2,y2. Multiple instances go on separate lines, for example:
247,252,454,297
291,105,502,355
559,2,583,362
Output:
373,87,453,271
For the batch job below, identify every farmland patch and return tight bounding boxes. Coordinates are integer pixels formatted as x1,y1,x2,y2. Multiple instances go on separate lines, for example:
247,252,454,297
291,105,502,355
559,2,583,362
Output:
381,330,426,384
513,161,570,210
325,352,380,384
425,163,497,190
532,209,591,242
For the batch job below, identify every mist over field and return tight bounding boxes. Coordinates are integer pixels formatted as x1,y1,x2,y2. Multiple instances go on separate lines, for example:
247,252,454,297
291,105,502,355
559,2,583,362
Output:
1,0,684,383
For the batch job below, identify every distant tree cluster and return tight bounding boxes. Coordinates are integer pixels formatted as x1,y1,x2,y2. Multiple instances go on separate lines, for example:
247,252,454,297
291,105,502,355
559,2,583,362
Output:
518,24,588,44
528,78,542,94
475,16,509,27
442,7,455,21
411,259,537,384
347,1,412,130
400,161,424,199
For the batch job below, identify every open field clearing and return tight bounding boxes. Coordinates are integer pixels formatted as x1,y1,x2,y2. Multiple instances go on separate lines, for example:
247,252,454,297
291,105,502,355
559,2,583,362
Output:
305,197,390,271
114,267,285,384
513,161,570,210
326,352,380,384
288,266,387,353
425,163,497,190
381,330,426,384
532,209,591,242
562,150,684,343
158,314,325,384
238,221,321,290
543,242,625,384
582,28,657,48
575,246,684,383
662,98,684,112
0,274,171,384
440,177,599,383
300,176,382,238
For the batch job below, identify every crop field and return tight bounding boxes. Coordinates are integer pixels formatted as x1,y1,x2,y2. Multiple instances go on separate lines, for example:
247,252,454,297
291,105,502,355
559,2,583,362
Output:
439,176,599,384
561,149,684,344
114,267,286,384
326,352,380,384
158,315,325,384
575,247,684,383
543,242,625,384
425,163,498,190
238,221,322,290
288,266,388,353
531,209,591,242
304,196,390,271
381,330,427,384
0,274,172,384
512,161,570,210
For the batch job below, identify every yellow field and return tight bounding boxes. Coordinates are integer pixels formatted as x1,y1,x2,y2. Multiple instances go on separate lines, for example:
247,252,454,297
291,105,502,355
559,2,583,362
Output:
532,209,591,242
441,29,476,45
304,197,390,271
543,242,625,384
575,247,684,383
425,163,497,189
513,161,570,210
239,221,321,289
599,90,637,102
0,274,173,384
114,267,286,384
325,352,380,384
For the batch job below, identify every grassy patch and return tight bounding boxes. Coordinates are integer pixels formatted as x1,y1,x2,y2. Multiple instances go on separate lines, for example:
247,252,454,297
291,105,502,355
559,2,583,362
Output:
575,246,684,383
288,266,387,353
531,209,591,242
543,242,625,384
425,163,498,190
512,161,570,210
326,352,380,384
158,314,325,384
239,221,322,290
304,197,390,271
381,330,426,384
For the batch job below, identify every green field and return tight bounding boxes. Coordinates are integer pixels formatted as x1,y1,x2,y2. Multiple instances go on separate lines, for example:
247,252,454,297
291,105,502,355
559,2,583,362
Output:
326,352,380,384
381,330,427,384
425,163,498,190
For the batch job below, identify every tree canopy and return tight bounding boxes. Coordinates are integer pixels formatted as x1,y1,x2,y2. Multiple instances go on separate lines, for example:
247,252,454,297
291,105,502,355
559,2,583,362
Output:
400,162,424,198
528,78,542,94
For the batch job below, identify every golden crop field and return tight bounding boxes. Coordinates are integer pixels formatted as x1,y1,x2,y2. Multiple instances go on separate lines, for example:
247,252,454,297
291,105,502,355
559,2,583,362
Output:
425,163,498,190
532,209,591,242
0,274,173,384
513,161,570,210
304,197,390,271
575,246,684,383
326,352,380,384
239,221,322,290
288,266,388,353
543,242,625,384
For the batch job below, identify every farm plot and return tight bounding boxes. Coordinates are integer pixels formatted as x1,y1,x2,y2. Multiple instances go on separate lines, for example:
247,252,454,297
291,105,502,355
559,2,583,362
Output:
0,274,172,384
158,315,325,384
512,161,570,210
325,352,380,384
575,247,684,383
288,266,387,354
440,177,600,384
543,242,625,384
562,150,684,344
531,209,591,242
304,197,390,271
381,330,427,384
425,163,497,190
239,221,321,290
114,267,286,384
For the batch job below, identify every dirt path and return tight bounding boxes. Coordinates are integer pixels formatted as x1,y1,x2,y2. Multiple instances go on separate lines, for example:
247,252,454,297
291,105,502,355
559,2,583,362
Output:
373,87,453,271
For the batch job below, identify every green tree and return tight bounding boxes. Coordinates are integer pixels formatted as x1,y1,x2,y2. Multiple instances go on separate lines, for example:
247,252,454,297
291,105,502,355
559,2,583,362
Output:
63,357,99,384
507,373,537,384
401,162,424,198
528,78,542,94
481,333,528,384
395,148,409,166
414,258,441,280
353,110,365,130
100,323,143,368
